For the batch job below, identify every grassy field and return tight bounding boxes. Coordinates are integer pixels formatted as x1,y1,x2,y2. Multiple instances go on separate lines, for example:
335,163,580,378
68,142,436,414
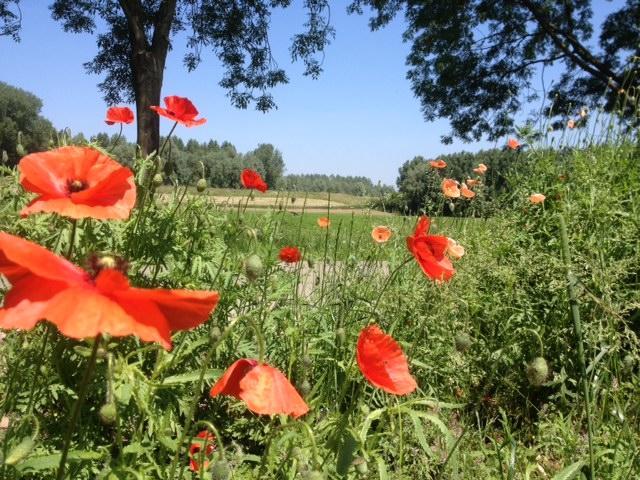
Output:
0,141,638,479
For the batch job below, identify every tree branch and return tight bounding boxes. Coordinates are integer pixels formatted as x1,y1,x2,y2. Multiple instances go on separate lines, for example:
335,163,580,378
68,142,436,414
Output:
151,0,177,58
117,0,148,48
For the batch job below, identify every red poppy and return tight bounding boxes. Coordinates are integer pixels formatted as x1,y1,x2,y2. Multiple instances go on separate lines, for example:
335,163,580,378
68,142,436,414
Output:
406,216,455,281
371,226,392,243
429,159,447,169
356,324,417,395
0,232,219,349
317,217,330,228
189,431,216,472
18,146,136,220
279,246,301,263
105,107,134,125
150,96,206,127
441,178,460,198
210,358,309,418
240,168,268,193
507,138,520,150
460,183,476,199
473,163,488,175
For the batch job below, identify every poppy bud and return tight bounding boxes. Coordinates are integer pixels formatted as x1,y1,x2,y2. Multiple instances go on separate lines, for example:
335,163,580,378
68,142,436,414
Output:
244,254,263,281
16,143,26,157
152,173,164,187
454,333,472,353
291,447,304,461
4,436,35,465
526,357,549,386
623,354,635,373
196,178,207,192
210,326,222,341
99,402,118,425
244,228,258,241
299,379,311,397
335,327,346,344
307,258,315,269
302,355,313,369
1,150,7,164
210,460,231,480
300,471,325,480
353,457,368,475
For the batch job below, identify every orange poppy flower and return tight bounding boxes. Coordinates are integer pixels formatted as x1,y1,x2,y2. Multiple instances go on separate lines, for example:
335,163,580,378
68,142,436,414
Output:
429,159,447,169
317,217,331,228
371,226,392,243
210,358,309,418
529,193,546,204
446,237,465,260
567,119,575,129
150,96,206,127
105,106,134,125
507,138,520,150
240,168,268,193
189,431,216,472
18,146,136,220
460,183,476,199
0,233,219,349
473,163,488,175
356,324,417,395
441,178,460,198
279,246,302,263
406,216,455,281
465,178,481,187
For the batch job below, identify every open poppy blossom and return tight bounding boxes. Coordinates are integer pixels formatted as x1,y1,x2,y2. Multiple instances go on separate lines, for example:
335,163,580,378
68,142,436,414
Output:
105,106,134,125
150,96,206,127
210,359,309,418
466,178,481,187
18,146,136,220
441,179,460,198
371,226,392,243
507,138,520,150
446,237,465,260
429,159,447,169
317,217,330,228
189,431,216,472
279,246,302,263
529,193,546,204
356,324,417,395
472,163,488,175
406,216,455,281
460,183,476,199
0,232,219,349
240,168,268,193
567,119,576,129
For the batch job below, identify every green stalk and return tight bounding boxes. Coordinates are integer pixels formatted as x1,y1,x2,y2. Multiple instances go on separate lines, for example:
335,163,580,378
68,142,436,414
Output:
56,335,101,480
558,213,595,479
66,219,78,259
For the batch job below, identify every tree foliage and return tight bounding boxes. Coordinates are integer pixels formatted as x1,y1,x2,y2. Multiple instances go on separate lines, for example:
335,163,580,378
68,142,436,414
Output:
349,0,640,143
0,0,20,40
278,173,393,196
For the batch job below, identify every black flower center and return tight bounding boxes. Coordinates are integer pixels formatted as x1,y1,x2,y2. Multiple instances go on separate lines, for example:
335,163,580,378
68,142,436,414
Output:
85,253,129,279
67,179,88,193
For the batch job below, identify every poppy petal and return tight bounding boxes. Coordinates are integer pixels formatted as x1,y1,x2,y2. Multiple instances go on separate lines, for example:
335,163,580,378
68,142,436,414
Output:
356,325,417,395
210,358,259,398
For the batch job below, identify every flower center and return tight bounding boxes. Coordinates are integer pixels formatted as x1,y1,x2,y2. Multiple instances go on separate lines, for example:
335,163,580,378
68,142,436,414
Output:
85,253,128,279
67,179,88,193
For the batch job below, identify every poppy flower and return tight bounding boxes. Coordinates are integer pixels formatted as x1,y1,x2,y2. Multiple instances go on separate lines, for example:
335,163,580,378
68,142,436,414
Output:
279,246,302,263
567,119,575,129
317,217,330,228
473,163,488,175
406,216,455,281
371,226,392,243
0,232,219,349
150,96,206,127
441,179,460,198
529,193,546,204
105,107,134,125
240,168,268,193
18,146,136,220
356,324,417,395
460,183,476,199
466,178,481,187
507,138,520,150
210,359,309,418
189,431,216,472
429,159,447,169
446,238,465,260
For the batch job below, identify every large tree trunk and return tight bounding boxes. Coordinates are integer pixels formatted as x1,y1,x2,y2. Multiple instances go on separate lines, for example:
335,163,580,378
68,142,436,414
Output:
133,51,163,156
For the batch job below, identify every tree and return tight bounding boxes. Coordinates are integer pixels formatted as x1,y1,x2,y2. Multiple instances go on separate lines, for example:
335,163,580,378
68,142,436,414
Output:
349,0,640,143
0,81,54,165
245,143,284,186
0,0,20,40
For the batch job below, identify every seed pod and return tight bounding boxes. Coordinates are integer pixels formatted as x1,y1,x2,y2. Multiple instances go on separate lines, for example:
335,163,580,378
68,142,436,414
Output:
244,254,263,281
526,357,549,386
152,173,164,187
196,178,207,192
353,457,368,475
210,460,231,480
4,436,35,465
99,402,118,425
335,328,346,344
454,333,472,353
210,326,222,341
299,379,311,397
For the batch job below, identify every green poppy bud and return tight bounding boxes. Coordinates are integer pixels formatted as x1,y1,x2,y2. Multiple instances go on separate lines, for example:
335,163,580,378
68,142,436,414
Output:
4,436,35,465
196,178,207,192
623,354,635,373
210,326,222,341
1,150,7,164
526,357,549,387
302,355,313,369
152,173,164,187
299,379,311,397
353,457,368,475
300,471,325,480
99,402,118,425
210,460,231,480
16,143,26,157
244,254,263,281
291,446,304,461
454,333,472,353
336,327,346,344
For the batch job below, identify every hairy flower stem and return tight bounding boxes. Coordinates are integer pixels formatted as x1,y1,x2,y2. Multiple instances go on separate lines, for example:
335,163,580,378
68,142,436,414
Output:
66,219,77,259
558,214,595,479
107,124,123,153
56,335,101,480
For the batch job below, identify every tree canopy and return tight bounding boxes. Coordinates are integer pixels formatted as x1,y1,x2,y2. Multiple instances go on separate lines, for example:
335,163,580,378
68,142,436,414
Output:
349,0,640,143
0,0,20,40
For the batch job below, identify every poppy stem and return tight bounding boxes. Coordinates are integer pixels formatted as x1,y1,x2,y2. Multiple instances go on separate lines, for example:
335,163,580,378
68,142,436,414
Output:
558,213,595,479
159,122,178,158
56,334,101,480
65,219,77,259
107,124,123,153
372,256,413,314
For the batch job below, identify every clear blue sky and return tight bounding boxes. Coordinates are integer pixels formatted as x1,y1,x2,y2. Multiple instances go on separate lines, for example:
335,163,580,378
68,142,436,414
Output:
0,1,621,185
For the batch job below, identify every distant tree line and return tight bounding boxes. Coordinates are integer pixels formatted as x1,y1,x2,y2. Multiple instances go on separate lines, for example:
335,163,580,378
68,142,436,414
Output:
277,173,393,196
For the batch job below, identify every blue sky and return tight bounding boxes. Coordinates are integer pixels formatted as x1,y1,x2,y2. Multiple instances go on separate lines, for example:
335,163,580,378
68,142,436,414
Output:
0,1,622,185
